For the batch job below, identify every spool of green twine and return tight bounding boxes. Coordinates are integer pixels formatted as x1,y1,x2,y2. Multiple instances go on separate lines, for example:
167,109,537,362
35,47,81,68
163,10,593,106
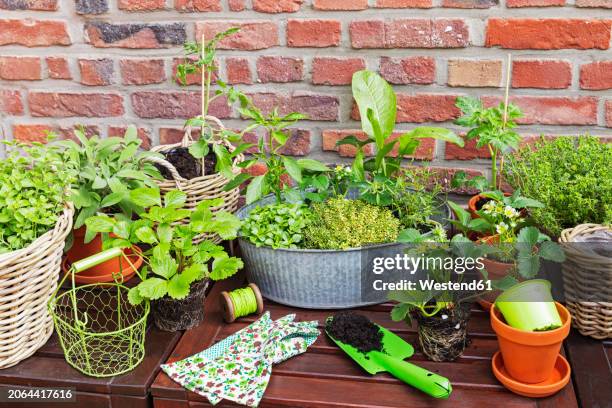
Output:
220,283,264,323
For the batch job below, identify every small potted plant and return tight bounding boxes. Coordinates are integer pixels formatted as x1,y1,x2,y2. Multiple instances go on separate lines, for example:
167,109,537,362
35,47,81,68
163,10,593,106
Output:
59,126,161,283
389,232,480,362
85,187,243,331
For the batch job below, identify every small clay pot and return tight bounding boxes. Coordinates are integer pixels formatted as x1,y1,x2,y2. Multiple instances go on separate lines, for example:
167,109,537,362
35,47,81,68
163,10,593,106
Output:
62,246,142,285
468,193,526,219
490,302,571,384
416,302,472,362
152,279,209,332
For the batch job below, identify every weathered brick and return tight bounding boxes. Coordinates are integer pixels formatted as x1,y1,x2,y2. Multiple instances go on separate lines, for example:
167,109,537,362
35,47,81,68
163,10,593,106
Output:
253,0,303,13
443,0,498,8
507,0,564,6
287,19,341,47
580,61,612,90
396,94,460,122
0,57,41,81
160,127,193,144
486,19,612,50
312,57,365,85
120,59,165,85
350,20,385,49
228,0,245,10
447,59,502,87
108,126,151,149
276,129,311,156
0,0,57,10
576,0,612,7
86,22,186,48
512,60,572,89
175,0,220,12
58,125,100,142
171,57,213,86
445,136,490,160
79,59,114,86
13,124,53,143
29,92,124,117
46,57,71,79
257,56,303,83
131,92,231,119
249,92,339,121
0,90,24,115
195,21,278,50
75,0,108,14
482,96,598,125
0,20,71,47
375,0,432,7
380,57,435,84
226,57,252,85
313,0,368,10
119,0,165,10
322,130,374,157
606,100,612,127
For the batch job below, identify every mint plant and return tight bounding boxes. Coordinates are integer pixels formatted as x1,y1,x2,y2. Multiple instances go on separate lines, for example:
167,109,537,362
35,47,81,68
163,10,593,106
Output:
85,188,243,304
0,137,74,253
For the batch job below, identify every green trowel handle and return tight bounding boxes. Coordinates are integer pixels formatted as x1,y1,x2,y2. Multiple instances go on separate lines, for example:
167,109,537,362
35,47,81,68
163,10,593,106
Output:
371,352,452,399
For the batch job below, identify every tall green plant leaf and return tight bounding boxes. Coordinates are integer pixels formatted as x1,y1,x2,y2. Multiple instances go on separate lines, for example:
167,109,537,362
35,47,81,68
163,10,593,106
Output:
352,70,396,140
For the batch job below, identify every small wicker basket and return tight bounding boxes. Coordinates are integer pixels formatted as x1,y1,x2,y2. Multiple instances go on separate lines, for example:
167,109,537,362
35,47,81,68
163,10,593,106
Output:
559,224,612,340
148,116,244,244
0,203,74,369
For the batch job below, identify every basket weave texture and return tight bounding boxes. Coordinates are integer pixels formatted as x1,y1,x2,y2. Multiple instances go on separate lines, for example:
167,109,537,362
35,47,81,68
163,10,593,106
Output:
560,224,612,340
149,117,243,244
0,203,74,369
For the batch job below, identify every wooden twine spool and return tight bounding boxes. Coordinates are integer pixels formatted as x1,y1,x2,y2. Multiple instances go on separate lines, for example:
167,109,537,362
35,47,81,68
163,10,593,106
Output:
220,284,264,323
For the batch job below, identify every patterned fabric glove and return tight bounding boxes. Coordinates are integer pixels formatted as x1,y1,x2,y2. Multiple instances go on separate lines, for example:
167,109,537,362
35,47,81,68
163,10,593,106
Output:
161,312,319,408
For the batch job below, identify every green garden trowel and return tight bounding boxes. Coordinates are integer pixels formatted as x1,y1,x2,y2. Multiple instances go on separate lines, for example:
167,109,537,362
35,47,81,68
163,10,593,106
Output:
325,317,452,399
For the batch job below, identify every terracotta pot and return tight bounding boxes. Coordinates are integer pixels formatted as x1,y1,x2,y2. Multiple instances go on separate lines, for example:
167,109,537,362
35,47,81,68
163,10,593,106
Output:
478,248,514,311
62,246,143,284
490,302,571,384
468,192,526,219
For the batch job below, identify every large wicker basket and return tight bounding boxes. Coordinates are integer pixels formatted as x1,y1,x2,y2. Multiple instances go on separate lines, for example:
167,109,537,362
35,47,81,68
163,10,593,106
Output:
560,224,612,340
0,203,74,369
148,117,244,244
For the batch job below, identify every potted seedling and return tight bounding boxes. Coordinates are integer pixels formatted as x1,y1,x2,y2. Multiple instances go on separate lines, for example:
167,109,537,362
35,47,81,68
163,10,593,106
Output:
234,70,463,309
85,187,243,331
58,126,161,283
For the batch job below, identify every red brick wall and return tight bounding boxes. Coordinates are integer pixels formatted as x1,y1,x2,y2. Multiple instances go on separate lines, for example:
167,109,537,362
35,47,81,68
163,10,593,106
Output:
1,1,611,172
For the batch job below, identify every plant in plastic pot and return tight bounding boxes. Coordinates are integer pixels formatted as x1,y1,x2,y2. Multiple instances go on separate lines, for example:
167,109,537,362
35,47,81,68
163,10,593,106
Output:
58,126,162,280
389,231,483,362
86,187,243,331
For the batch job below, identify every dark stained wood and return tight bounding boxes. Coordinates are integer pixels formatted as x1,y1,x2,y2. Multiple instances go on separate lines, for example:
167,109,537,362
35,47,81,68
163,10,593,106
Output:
564,332,612,408
151,273,587,408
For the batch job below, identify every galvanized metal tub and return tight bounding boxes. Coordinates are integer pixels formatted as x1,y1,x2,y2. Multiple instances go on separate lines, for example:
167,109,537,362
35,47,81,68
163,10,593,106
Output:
236,194,451,309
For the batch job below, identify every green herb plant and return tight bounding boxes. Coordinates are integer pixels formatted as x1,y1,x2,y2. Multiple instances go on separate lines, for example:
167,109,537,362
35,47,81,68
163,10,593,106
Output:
241,203,312,249
303,198,400,250
504,135,612,236
58,126,162,241
85,188,243,304
0,137,74,253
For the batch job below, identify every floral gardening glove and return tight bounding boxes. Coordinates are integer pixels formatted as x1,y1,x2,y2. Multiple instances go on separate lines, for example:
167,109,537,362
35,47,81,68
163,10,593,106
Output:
161,312,319,408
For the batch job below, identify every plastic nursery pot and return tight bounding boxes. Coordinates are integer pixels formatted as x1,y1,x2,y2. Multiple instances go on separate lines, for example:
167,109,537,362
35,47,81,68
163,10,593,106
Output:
490,301,571,384
495,280,562,332
151,279,209,332
62,245,143,284
415,302,472,362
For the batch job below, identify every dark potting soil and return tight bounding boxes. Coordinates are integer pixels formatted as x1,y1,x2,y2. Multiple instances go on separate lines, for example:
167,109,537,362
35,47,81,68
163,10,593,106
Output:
326,312,384,354
152,279,209,331
156,147,217,180
475,197,488,211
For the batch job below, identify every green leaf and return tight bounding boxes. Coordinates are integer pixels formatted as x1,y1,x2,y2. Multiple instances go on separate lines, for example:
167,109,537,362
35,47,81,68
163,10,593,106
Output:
283,156,302,183
246,175,265,205
397,228,426,243
127,287,144,305
209,211,242,239
112,221,130,239
188,139,209,159
92,176,106,189
539,241,565,262
404,127,464,147
468,218,493,233
167,274,191,300
181,263,206,284
512,197,545,209
447,201,471,226
210,256,243,281
151,256,178,279
296,159,329,172
517,253,540,279
517,226,540,246
100,191,126,208
391,303,411,322
157,223,173,243
493,275,519,291
135,226,158,244
85,215,115,233
137,278,168,300
352,70,396,139
223,173,251,192
130,188,161,208
164,190,187,209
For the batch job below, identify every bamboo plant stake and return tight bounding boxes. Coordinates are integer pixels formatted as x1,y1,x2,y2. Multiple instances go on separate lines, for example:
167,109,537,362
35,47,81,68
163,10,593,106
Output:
498,53,512,190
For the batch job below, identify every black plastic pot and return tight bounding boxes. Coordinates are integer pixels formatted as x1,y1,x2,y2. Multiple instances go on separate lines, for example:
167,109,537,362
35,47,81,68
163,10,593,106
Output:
416,302,472,362
151,279,209,332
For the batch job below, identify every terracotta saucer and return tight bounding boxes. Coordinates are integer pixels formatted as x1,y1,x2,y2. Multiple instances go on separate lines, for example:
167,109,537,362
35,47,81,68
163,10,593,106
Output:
492,351,571,398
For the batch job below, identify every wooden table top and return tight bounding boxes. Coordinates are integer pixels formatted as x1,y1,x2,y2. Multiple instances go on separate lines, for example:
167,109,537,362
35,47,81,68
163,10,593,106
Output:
150,274,591,408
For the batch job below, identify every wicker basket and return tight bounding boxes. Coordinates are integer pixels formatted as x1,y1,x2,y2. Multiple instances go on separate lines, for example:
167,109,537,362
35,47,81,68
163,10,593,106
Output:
148,116,244,244
559,224,612,340
0,203,74,369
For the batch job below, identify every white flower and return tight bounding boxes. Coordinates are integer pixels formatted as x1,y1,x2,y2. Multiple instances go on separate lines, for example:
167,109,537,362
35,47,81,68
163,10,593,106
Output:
504,206,519,219
496,222,509,235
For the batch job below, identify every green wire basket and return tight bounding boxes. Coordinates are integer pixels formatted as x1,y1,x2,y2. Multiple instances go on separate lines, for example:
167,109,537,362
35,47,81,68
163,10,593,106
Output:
48,248,150,378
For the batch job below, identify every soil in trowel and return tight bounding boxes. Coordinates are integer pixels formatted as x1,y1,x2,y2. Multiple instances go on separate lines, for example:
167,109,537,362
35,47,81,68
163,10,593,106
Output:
326,312,384,354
